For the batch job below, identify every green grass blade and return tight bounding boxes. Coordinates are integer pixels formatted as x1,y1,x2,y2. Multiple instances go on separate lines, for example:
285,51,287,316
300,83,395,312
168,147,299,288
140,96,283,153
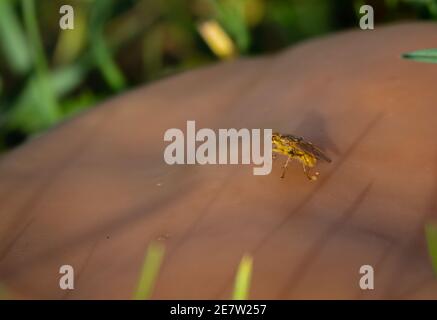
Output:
21,0,60,126
425,224,437,276
89,0,126,91
402,49,437,64
0,0,31,74
232,254,253,300
134,242,165,300
92,36,126,91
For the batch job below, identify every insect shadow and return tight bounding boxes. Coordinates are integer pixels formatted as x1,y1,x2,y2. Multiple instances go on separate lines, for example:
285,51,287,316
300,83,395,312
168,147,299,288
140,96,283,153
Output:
293,109,341,157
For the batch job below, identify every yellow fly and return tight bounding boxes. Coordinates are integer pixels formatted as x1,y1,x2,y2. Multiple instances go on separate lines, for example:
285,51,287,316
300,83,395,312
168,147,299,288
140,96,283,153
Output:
272,133,331,180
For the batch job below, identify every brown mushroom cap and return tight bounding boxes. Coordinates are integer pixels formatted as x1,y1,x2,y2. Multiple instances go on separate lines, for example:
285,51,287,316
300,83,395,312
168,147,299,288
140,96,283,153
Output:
1,22,437,299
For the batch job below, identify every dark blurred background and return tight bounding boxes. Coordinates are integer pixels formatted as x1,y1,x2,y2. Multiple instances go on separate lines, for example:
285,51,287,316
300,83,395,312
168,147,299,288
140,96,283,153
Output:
0,0,435,153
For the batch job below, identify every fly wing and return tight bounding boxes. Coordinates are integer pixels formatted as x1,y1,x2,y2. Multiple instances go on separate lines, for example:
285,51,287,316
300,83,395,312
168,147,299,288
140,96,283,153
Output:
296,140,332,163
280,134,301,146
280,134,332,163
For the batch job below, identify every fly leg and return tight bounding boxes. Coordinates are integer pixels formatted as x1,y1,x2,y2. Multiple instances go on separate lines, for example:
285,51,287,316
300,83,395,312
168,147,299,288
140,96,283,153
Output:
303,164,319,181
280,157,291,179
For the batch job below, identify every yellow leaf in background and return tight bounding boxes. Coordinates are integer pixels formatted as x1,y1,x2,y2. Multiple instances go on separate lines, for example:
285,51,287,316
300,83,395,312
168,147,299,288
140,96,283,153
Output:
198,20,237,60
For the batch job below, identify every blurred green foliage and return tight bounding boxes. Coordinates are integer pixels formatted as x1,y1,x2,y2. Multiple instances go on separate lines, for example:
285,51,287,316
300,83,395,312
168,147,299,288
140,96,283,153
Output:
0,0,435,152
